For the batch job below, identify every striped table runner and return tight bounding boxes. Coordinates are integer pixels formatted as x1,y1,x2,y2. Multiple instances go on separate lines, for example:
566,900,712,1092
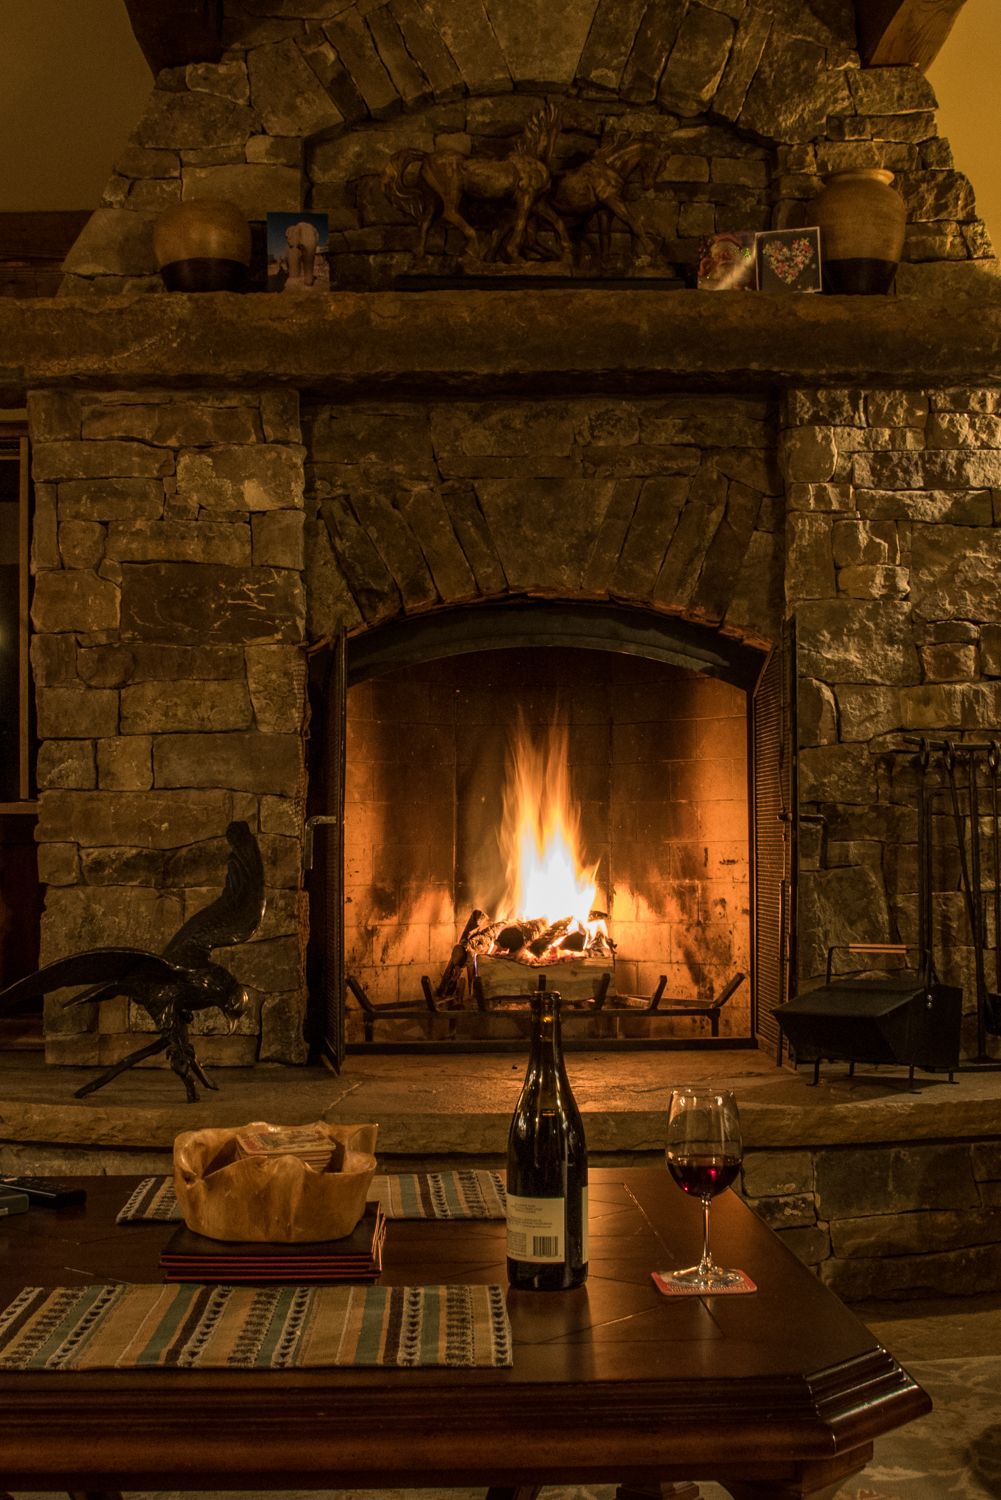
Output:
0,1282,512,1369
117,1170,507,1225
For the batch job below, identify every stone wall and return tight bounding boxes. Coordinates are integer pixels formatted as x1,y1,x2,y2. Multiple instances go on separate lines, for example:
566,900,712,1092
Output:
58,0,990,294
27,387,310,1066
305,392,782,641
743,1135,1001,1299
784,386,1001,1042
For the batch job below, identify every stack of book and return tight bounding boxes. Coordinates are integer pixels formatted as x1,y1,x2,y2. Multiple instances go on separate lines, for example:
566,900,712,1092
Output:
160,1202,386,1284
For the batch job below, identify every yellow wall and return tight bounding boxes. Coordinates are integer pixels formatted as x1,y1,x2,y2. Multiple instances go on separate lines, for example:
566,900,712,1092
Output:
0,0,149,212
927,0,999,252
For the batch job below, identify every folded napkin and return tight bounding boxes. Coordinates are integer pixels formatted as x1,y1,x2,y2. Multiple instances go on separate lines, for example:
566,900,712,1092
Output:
0,1281,512,1369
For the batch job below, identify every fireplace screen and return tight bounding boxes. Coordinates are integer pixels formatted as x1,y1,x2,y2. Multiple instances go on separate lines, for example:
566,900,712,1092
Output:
308,606,782,1054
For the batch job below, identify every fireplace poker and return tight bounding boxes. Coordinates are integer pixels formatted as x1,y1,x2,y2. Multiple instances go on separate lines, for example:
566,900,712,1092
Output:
916,739,932,980
944,743,992,1059
988,742,1001,1035
968,748,991,1056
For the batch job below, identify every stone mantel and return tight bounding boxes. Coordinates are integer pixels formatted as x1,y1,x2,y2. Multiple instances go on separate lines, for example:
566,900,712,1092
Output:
5,278,1001,405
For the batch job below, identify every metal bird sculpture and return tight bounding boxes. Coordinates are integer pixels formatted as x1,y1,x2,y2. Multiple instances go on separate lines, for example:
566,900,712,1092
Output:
0,820,265,1102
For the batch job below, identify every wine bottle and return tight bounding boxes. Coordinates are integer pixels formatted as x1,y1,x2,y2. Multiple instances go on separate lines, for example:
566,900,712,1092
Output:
506,990,588,1290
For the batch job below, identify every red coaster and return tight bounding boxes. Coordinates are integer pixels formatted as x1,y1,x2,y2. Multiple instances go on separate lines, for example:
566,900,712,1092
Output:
652,1269,757,1296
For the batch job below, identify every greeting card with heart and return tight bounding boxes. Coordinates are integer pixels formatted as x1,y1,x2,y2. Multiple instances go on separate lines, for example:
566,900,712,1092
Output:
755,228,822,292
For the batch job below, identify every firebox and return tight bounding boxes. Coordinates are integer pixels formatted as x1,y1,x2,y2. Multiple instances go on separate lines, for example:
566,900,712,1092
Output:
307,603,790,1058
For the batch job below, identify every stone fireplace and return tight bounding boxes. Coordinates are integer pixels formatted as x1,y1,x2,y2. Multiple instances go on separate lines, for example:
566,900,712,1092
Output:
8,0,1001,1074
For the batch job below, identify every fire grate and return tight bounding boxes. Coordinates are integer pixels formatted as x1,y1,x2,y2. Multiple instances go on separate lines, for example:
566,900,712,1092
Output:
345,969,746,1048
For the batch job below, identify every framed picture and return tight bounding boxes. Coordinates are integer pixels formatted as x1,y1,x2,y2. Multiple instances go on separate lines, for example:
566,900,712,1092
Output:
697,232,757,291
266,212,330,292
755,228,822,292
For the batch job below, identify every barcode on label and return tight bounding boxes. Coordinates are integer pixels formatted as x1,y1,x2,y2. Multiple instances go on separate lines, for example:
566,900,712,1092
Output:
532,1235,559,1257
507,1192,566,1262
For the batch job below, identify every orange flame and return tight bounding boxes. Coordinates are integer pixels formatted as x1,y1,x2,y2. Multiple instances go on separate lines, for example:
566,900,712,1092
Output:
497,712,597,927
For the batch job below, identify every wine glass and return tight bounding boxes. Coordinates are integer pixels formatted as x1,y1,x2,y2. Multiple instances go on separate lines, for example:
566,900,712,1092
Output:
663,1086,743,1291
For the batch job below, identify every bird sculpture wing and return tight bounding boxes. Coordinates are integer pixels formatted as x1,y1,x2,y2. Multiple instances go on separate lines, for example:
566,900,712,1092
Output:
162,820,266,968
0,948,183,1011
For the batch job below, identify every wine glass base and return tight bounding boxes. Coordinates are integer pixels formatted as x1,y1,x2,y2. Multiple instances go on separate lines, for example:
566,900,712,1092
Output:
663,1263,745,1292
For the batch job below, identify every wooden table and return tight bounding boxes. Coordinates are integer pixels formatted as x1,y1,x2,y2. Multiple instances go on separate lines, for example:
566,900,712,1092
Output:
0,1169,929,1500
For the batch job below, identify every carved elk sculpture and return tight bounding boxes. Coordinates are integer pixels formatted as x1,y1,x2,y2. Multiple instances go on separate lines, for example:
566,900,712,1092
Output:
382,101,571,265
0,820,265,1102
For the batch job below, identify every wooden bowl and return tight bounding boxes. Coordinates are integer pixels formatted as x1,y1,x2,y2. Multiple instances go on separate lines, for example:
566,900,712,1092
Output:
173,1121,379,1243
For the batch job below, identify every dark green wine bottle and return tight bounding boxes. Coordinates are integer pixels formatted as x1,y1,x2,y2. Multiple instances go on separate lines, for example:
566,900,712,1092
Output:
506,990,588,1291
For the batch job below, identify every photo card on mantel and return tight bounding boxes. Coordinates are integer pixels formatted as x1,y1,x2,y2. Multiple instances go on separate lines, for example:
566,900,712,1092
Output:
266,212,331,293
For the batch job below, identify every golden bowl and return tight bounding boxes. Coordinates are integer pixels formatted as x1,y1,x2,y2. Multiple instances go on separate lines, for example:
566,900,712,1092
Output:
173,1121,379,1243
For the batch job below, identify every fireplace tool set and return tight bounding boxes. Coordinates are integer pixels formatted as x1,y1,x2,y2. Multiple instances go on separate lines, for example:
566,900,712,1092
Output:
933,738,1001,1058
777,738,1001,1082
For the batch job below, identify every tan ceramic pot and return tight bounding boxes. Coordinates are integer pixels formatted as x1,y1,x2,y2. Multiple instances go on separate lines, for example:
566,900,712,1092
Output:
153,198,252,292
173,1121,379,1242
810,168,906,294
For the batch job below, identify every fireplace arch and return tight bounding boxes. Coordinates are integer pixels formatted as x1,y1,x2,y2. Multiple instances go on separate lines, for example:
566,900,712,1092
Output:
306,600,792,1061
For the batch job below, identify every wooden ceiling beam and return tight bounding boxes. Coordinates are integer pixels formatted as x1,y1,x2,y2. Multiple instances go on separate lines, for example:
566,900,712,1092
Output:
123,0,224,76
854,0,969,71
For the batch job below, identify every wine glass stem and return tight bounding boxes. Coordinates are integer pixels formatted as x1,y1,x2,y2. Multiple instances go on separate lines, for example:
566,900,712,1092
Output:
700,1195,712,1272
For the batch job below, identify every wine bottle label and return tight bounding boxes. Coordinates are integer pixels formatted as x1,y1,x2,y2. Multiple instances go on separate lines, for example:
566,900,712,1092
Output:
581,1184,589,1263
506,1193,565,1263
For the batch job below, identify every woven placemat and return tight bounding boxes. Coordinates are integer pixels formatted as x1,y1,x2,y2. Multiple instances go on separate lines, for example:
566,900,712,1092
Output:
0,1282,512,1369
117,1170,507,1225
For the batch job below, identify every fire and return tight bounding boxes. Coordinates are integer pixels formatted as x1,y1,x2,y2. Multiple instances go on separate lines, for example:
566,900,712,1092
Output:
458,711,614,971
497,713,597,929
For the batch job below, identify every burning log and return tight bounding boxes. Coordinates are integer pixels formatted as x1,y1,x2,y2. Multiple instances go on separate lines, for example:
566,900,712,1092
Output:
467,918,508,954
475,952,612,1001
528,916,573,958
455,905,615,970
495,924,527,955
436,909,487,997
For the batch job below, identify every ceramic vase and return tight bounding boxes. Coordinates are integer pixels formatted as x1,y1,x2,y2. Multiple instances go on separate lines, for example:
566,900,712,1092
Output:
810,168,907,294
153,198,252,292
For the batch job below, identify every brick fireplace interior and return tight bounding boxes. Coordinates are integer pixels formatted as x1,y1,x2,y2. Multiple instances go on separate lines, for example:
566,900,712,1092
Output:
2,0,1001,1079
339,631,755,1046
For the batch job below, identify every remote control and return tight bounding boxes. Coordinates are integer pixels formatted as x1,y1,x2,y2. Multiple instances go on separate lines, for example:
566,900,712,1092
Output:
0,1177,87,1207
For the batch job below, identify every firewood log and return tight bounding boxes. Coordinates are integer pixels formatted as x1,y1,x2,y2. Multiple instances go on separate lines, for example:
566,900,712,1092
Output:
529,916,574,957
495,924,526,954
436,909,487,994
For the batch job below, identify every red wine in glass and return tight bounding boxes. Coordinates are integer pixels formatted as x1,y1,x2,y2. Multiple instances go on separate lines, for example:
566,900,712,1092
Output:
667,1154,741,1199
663,1087,744,1291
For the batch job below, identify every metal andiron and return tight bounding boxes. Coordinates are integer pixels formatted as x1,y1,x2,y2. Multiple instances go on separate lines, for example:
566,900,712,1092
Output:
0,820,265,1102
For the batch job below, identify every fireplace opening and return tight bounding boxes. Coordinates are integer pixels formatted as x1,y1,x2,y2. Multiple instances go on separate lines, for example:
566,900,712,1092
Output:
307,604,786,1056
